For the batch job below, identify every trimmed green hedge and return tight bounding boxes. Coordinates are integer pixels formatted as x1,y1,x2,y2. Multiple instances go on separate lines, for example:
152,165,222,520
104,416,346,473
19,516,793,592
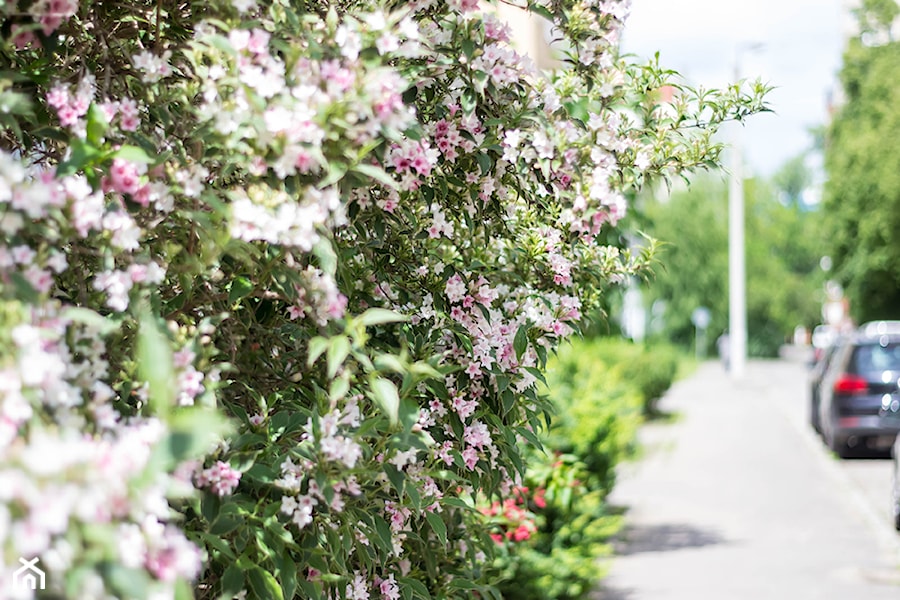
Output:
495,338,684,600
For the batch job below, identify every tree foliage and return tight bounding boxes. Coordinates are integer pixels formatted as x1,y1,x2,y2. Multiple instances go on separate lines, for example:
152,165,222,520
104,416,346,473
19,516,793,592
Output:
641,174,824,356
824,7,900,322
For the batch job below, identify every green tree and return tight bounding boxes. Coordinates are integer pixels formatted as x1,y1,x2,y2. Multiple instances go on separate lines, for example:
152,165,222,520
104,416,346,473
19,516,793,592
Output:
823,12,900,322
854,0,900,41
772,153,811,207
640,174,824,356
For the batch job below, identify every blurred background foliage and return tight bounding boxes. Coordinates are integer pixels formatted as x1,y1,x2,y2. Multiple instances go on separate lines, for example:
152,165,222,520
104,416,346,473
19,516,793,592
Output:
631,169,826,358
823,1,900,323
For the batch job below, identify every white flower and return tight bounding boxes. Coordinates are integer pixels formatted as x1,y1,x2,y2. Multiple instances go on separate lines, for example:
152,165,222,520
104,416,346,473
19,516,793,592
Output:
132,50,172,84
231,0,257,12
46,250,68,273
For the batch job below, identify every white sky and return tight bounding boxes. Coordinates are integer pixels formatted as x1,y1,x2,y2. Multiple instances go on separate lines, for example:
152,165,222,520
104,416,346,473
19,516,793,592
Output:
621,0,847,176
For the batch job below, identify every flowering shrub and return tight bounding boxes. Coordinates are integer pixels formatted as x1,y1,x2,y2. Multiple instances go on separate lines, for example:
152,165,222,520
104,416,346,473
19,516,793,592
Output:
0,0,766,598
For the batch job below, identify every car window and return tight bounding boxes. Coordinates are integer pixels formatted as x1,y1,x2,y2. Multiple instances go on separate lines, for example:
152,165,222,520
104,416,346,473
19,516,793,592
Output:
851,343,900,373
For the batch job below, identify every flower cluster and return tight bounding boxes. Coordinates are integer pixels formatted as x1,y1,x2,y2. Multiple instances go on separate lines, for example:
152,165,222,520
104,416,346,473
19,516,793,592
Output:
195,461,242,496
480,488,541,544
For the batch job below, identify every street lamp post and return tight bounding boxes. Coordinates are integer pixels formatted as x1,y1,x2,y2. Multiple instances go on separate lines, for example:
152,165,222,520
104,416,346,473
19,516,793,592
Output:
728,43,762,380
728,110,746,379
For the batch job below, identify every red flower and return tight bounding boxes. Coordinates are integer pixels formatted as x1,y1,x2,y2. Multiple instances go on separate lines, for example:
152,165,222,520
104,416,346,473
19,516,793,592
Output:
512,524,532,542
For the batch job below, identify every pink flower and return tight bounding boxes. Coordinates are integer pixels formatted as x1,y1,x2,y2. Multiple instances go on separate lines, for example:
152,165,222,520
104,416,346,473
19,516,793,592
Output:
444,274,466,303
463,421,492,449
46,85,69,109
145,524,203,582
195,461,241,496
462,447,479,470
24,266,53,294
109,159,143,196
172,347,196,369
177,367,205,406
379,575,400,600
11,25,40,50
452,394,477,419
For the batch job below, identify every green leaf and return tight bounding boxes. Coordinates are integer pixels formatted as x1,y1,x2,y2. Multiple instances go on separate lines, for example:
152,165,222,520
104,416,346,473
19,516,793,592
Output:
56,137,102,177
166,409,231,462
86,103,109,146
210,513,243,536
173,579,193,600
384,463,406,496
372,515,394,553
329,375,350,402
61,307,121,336
399,578,433,599
221,564,245,598
195,531,236,560
461,89,477,114
399,397,420,433
515,425,543,450
441,497,475,511
513,326,528,360
312,237,337,277
461,38,475,59
320,161,348,187
137,311,175,415
103,565,151,599
307,336,329,367
248,568,285,600
326,336,351,379
201,493,220,526
374,354,405,374
275,555,298,599
112,144,155,164
357,308,409,327
228,276,254,303
370,377,400,425
353,163,399,189
424,511,447,546
409,361,442,379
523,366,547,386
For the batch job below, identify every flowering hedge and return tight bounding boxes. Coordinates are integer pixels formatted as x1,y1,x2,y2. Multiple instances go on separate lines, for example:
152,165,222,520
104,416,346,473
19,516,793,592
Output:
0,0,767,598
492,337,660,600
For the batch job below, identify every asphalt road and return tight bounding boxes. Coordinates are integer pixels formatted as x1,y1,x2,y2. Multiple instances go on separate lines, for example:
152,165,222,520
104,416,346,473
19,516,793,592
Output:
595,359,900,600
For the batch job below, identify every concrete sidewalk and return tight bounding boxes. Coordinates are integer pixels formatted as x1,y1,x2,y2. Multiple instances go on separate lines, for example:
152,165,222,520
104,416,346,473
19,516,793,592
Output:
593,360,900,600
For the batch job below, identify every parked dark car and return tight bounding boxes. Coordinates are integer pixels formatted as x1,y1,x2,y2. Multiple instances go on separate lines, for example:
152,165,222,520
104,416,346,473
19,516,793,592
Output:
891,434,900,530
816,321,900,457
